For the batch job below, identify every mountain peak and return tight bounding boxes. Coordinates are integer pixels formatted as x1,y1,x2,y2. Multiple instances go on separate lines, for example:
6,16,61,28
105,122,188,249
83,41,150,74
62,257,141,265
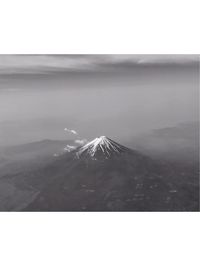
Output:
76,136,130,159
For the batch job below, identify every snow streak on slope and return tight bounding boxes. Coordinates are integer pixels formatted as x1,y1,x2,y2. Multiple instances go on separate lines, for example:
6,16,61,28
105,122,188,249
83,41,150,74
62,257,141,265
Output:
76,136,129,159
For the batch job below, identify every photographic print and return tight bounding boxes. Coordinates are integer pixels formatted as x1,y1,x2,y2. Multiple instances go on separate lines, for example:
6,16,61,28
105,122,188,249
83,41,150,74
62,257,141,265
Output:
0,55,199,211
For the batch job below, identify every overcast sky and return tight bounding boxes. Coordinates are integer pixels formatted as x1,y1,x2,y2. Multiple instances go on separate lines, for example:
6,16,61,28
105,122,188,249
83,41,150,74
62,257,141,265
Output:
0,55,199,146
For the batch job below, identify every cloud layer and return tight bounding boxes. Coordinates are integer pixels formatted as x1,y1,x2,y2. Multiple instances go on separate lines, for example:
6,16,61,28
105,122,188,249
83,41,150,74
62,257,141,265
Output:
0,55,198,74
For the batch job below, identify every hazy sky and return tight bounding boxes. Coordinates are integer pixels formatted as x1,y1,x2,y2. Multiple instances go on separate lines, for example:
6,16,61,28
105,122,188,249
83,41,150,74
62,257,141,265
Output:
0,55,199,146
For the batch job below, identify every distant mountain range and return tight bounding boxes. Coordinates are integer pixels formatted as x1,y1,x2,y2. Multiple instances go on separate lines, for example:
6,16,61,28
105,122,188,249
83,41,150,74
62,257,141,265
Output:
0,139,72,159
129,121,199,163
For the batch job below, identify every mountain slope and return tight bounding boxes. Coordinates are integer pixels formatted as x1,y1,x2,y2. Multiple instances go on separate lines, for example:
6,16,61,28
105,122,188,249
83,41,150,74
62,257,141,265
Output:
23,136,198,211
0,139,74,210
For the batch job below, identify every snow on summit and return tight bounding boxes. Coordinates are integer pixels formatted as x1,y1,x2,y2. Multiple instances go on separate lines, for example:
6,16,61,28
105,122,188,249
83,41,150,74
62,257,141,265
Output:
76,136,129,159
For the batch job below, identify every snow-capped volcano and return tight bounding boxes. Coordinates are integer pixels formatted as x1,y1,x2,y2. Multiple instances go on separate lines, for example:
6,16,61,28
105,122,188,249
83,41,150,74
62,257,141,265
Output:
76,136,129,159
25,136,180,211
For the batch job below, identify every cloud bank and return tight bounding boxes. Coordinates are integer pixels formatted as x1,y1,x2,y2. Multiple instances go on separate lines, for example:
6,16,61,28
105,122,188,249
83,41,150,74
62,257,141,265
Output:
0,55,198,75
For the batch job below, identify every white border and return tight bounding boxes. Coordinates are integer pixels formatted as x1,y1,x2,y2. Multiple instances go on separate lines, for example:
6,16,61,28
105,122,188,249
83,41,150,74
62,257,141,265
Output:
0,213,199,266
0,0,199,266
0,0,199,54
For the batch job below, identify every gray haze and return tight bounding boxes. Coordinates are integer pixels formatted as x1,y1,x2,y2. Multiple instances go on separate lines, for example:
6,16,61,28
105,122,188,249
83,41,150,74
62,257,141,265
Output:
0,55,199,146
